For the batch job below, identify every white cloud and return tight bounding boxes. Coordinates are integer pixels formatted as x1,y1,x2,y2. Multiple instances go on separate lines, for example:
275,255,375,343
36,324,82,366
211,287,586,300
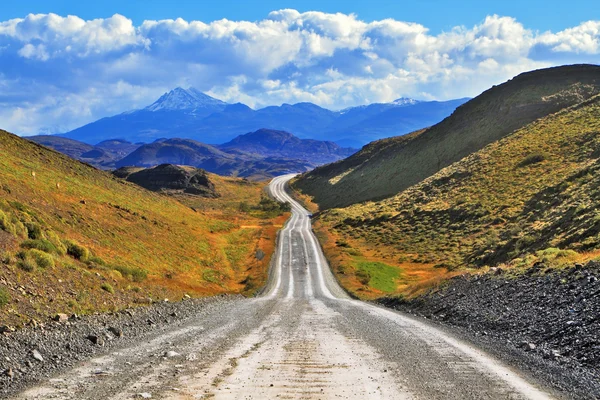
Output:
0,11,598,134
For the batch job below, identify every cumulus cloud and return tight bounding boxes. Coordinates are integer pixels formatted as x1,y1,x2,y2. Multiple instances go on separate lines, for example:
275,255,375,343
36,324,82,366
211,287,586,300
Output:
0,10,598,134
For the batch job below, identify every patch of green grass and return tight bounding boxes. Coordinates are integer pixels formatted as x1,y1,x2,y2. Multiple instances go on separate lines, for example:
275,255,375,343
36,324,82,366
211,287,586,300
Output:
0,287,10,308
353,259,401,293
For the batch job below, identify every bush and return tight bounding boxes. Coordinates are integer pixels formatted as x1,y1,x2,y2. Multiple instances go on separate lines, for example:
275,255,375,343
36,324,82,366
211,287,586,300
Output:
24,222,44,240
355,269,371,285
17,257,36,272
28,249,55,269
518,152,547,167
113,265,148,282
20,239,58,254
87,255,107,266
46,231,67,256
0,210,15,235
64,240,90,261
0,287,10,308
101,283,114,294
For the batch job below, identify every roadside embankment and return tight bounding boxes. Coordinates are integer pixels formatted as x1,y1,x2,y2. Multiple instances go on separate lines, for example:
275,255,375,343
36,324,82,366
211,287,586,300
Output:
379,261,600,399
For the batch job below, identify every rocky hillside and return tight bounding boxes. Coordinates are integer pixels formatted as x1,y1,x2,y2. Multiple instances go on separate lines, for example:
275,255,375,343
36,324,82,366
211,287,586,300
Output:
219,129,356,164
113,164,219,198
381,260,600,398
0,129,286,328
294,64,600,209
312,93,600,299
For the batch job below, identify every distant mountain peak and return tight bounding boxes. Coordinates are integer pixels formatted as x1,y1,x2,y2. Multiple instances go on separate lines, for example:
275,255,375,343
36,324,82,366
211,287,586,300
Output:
145,87,227,112
392,97,420,106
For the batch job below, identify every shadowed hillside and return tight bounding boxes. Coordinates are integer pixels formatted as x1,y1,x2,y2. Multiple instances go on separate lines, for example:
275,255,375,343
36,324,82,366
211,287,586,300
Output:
294,64,600,209
312,94,600,298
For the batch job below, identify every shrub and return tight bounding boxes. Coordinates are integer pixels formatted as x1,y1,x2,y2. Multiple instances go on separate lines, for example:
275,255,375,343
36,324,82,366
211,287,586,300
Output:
64,240,90,261
355,269,371,285
46,231,67,255
1,251,16,265
20,239,57,254
16,256,36,272
113,265,148,282
0,210,15,235
87,255,107,267
101,283,114,294
28,249,55,269
24,222,44,240
0,287,10,308
518,152,547,167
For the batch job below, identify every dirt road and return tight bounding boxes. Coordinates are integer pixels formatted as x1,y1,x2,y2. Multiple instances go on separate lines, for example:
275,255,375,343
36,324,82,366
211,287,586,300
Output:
12,174,555,399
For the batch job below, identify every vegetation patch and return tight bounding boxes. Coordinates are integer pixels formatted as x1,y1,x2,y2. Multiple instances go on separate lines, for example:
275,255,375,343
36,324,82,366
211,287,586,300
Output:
100,283,115,294
112,265,148,282
353,259,401,293
64,240,90,261
0,286,10,308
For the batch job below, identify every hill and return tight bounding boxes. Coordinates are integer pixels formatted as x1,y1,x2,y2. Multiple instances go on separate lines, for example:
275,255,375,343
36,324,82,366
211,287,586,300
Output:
294,64,600,209
219,129,356,164
113,164,219,198
60,87,467,146
27,136,140,170
0,129,287,327
309,93,600,299
115,133,337,179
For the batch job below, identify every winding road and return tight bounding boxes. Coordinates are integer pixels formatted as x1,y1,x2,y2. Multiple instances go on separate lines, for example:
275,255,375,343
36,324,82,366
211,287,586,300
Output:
14,174,554,399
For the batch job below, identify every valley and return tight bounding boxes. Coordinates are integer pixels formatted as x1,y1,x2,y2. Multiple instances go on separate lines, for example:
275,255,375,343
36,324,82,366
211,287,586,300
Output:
1,63,600,398
2,176,560,400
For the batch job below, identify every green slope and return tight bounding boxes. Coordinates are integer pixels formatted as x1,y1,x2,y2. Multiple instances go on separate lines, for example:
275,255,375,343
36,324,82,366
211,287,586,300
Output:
294,64,600,209
318,94,600,282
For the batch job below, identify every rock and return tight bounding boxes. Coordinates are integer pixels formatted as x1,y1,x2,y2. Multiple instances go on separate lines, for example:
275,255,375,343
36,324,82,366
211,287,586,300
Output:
69,313,79,320
31,350,44,362
3,368,13,379
0,325,15,334
164,351,181,358
53,313,69,323
108,327,123,337
86,335,105,346
137,393,152,399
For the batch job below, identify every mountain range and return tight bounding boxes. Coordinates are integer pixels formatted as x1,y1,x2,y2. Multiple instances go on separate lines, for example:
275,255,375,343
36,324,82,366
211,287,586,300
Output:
29,128,354,180
60,87,468,147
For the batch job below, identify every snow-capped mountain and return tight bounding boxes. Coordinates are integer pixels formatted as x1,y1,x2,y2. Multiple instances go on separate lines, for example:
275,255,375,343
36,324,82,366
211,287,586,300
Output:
145,87,228,112
61,88,469,147
392,97,421,106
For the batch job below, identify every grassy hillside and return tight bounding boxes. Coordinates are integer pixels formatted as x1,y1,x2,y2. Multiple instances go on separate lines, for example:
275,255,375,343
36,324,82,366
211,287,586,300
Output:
310,94,600,299
294,64,600,209
0,130,286,327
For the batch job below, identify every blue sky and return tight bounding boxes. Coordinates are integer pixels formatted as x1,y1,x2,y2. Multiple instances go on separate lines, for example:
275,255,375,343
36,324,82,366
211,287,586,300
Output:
0,1,599,135
2,0,599,33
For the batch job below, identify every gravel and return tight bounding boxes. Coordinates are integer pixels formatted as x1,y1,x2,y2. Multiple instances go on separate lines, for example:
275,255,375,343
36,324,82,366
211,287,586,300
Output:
379,260,600,399
0,294,241,397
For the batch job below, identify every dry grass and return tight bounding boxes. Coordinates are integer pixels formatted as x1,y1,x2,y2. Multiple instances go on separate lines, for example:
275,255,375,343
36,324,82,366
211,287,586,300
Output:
298,94,600,300
0,130,286,326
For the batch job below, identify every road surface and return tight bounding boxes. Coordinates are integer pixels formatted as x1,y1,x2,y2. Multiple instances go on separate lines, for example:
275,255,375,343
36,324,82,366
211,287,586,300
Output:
14,174,554,399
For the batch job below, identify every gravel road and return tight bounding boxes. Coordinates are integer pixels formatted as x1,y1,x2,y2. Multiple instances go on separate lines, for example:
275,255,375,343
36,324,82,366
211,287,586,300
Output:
7,174,557,399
